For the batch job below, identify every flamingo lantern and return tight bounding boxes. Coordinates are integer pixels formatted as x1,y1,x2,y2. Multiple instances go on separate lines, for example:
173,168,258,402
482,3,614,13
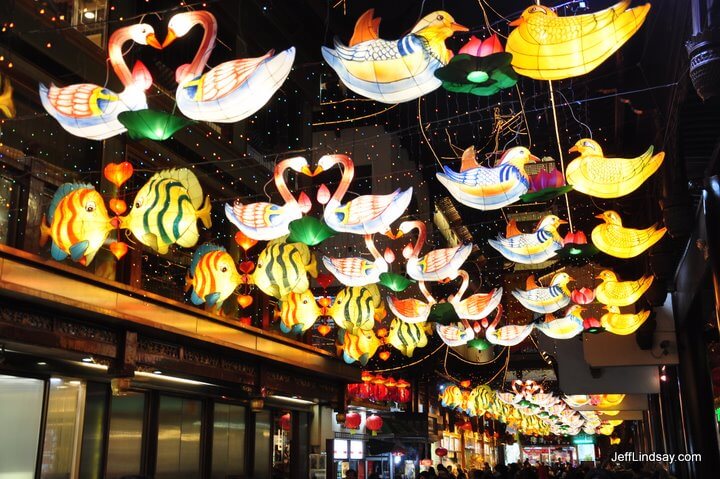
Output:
397,220,473,282
314,154,413,235
162,10,296,123
387,281,437,324
484,306,534,346
225,157,312,241
448,270,503,320
323,234,389,286
39,23,161,140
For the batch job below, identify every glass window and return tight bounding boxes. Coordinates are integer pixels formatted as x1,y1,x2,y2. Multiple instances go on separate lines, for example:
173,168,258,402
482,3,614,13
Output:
272,411,292,478
49,1,108,47
78,382,108,479
211,403,246,479
0,374,45,479
253,410,271,478
155,396,202,479
41,377,85,478
105,391,146,479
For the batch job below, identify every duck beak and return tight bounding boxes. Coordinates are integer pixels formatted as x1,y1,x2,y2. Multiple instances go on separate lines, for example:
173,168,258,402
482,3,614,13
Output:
146,33,162,49
312,166,324,176
594,214,605,219
557,219,568,225
509,17,524,27
528,154,541,163
161,28,177,48
450,22,469,32
568,145,579,154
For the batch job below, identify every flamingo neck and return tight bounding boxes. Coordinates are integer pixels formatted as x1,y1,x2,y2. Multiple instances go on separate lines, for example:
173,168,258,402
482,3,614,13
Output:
185,11,217,82
364,234,383,262
327,155,354,207
408,221,426,259
451,270,469,303
107,28,134,88
273,159,299,206
418,281,435,303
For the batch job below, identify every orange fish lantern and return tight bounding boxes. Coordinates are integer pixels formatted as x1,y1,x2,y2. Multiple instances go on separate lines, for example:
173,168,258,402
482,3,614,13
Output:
40,183,114,266
275,289,322,334
339,327,381,365
185,244,242,311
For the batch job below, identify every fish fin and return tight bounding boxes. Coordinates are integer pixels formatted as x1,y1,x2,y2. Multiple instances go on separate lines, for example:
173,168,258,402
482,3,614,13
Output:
279,321,291,334
184,272,193,292
349,9,381,47
306,252,318,278
142,233,160,253
205,292,222,307
342,351,355,364
50,242,68,261
197,195,212,228
358,353,370,366
69,241,89,262
40,215,51,247
190,289,204,305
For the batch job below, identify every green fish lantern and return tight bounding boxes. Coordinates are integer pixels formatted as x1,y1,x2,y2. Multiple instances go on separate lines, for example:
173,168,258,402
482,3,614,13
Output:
327,284,386,333
120,168,211,254
248,237,318,299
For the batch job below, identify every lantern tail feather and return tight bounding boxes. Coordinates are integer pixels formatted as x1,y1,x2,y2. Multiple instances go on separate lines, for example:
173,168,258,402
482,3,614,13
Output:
197,195,212,228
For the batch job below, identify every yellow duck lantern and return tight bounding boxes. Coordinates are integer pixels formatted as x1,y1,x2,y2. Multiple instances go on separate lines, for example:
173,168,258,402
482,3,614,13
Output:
600,305,651,335
506,1,651,80
566,139,665,198
595,269,654,307
591,210,667,259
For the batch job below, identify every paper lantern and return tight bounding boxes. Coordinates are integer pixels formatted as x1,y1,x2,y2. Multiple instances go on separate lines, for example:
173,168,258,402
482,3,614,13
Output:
317,183,331,204
344,411,361,430
323,234,388,286
437,146,539,210
108,198,127,216
485,306,534,346
40,183,114,266
316,273,334,290
366,414,384,435
379,350,391,361
339,327,381,366
315,154,412,235
276,290,322,334
378,273,414,292
506,2,651,80
287,217,336,246
0,76,16,119
226,157,312,241
601,306,650,335
321,9,467,103
556,229,598,258
511,272,572,314
118,109,193,140
120,168,211,254
571,287,595,305
595,270,654,307
248,238,318,299
449,270,503,320
436,321,474,347
567,139,665,198
238,261,255,275
398,220,472,281
162,11,295,123
582,317,604,334
234,231,258,253
388,319,428,357
237,295,253,309
592,210,667,258
383,247,396,264
186,244,242,310
109,241,129,260
435,447,448,457
328,284,385,332
535,305,585,340
488,215,566,264
280,413,291,431
39,24,160,140
104,161,134,188
520,167,573,203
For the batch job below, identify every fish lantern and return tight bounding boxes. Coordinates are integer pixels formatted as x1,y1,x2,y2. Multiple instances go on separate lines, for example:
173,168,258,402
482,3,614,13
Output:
39,23,161,140
275,289,322,334
344,411,361,430
435,447,448,458
366,414,384,436
321,9,468,104
234,231,258,253
161,11,295,123
248,238,318,299
118,109,192,141
0,76,16,119
567,139,665,199
104,161,134,189
434,34,517,96
339,328,381,365
280,413,291,431
328,284,385,332
121,168,211,254
396,379,411,403
571,287,595,305
592,210,667,258
388,319,428,357
185,244,242,311
506,2,651,80
40,183,114,266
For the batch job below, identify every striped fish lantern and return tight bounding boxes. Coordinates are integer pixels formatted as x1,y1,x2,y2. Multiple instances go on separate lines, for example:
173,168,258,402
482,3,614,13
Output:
185,244,242,311
338,327,380,366
120,168,211,254
327,284,386,333
248,238,318,299
388,319,428,357
40,183,114,266
275,289,322,334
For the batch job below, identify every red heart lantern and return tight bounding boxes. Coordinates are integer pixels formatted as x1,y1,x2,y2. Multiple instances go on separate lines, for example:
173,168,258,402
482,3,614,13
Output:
104,161,134,188
234,231,258,252
238,261,255,274
435,447,448,457
317,324,331,336
316,273,334,289
109,198,127,216
379,350,391,361
109,241,128,260
237,295,253,308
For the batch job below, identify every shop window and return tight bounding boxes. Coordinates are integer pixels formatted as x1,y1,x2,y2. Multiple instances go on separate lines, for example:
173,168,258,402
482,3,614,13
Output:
0,374,45,479
41,377,85,479
78,382,109,479
155,395,202,479
0,171,23,247
253,410,272,478
211,403,247,479
272,411,292,478
50,0,108,47
105,391,146,479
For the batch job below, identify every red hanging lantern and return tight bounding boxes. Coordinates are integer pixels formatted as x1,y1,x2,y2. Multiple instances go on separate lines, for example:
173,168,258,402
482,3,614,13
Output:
395,379,411,403
104,161,134,188
384,377,397,401
365,414,384,436
372,375,388,402
347,383,359,397
345,411,361,430
435,447,448,457
280,413,291,431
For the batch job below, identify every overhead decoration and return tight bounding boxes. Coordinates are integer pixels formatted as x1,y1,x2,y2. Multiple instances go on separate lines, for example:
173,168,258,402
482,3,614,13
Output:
316,154,412,235
485,306,534,346
555,230,598,258
0,75,16,118
387,281,435,324
512,272,573,314
338,327,380,366
225,157,313,241
583,316,605,334
591,210,667,259
397,220,472,281
571,287,596,305
506,1,651,80
121,168,211,254
321,9,467,104
449,270,503,321
566,139,665,198
436,320,475,347
275,289,323,334
163,10,296,123
595,269,654,307
434,34,518,96
117,109,193,141
436,146,538,210
39,23,161,140
287,217,336,246
40,183,113,266
488,215,566,264
535,305,586,340
520,166,573,203
328,284,385,333
388,319,430,357
378,272,414,292
600,306,650,335
247,238,318,299
323,234,388,286
104,161,133,259
185,244,242,310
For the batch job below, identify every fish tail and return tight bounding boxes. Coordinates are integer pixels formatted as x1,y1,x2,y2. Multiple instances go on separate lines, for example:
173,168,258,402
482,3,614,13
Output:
197,195,212,228
306,252,318,278
184,271,193,292
40,215,51,247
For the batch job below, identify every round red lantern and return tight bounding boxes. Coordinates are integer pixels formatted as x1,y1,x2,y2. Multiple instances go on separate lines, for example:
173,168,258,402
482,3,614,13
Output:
345,411,361,430
358,382,373,399
347,383,359,397
366,413,383,436
435,447,448,457
280,413,291,431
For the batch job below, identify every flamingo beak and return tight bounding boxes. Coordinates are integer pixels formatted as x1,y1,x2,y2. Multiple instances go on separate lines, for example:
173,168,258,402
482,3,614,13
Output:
146,33,162,49
162,28,177,48
312,166,324,177
450,22,469,32
386,230,403,239
568,145,579,154
300,165,314,177
509,17,524,27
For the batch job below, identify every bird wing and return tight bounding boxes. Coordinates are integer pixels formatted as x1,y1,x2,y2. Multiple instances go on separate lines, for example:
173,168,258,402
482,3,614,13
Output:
594,224,664,249
324,256,371,277
421,246,464,274
492,231,545,252
344,190,402,226
568,146,661,185
229,201,281,228
524,1,631,44
331,37,404,63
513,287,555,303
602,278,651,300
387,296,430,321
45,84,113,118
349,9,381,46
199,52,274,102
441,164,523,196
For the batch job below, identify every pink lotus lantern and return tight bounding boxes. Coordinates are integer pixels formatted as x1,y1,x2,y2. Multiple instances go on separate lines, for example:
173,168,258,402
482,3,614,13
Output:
529,168,565,193
459,34,504,57
572,287,596,304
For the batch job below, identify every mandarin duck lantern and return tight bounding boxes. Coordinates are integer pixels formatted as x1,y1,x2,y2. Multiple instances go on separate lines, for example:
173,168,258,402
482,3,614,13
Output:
161,11,295,123
595,269,654,307
40,183,114,266
225,157,312,241
39,23,161,140
321,9,467,103
566,139,665,198
512,272,573,314
120,168,211,254
489,215,566,264
535,305,586,340
248,238,318,299
185,244,242,311
437,146,539,210
591,210,667,259
506,1,651,80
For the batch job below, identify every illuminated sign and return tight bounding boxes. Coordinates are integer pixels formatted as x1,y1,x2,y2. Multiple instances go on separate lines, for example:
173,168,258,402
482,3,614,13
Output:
572,433,595,445
334,439,348,460
350,440,364,460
